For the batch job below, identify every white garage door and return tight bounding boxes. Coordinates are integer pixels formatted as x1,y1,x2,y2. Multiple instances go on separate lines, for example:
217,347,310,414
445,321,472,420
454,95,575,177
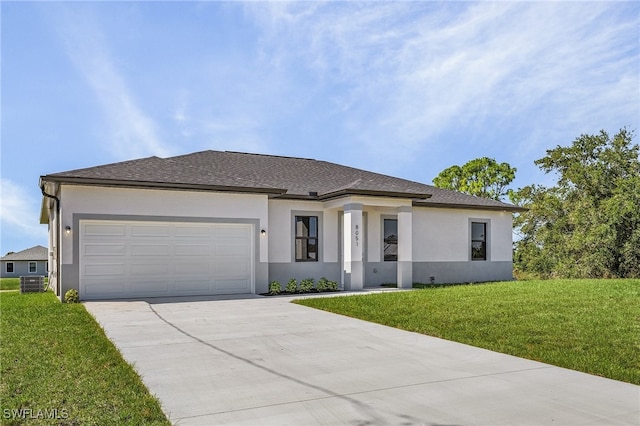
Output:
80,220,253,300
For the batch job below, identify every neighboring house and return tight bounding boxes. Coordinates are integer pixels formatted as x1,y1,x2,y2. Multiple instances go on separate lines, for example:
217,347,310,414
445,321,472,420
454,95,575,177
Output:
39,151,525,301
1,245,48,278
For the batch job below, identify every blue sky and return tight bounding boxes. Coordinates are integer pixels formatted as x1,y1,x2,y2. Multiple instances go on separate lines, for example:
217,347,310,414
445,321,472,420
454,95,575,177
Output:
1,1,638,254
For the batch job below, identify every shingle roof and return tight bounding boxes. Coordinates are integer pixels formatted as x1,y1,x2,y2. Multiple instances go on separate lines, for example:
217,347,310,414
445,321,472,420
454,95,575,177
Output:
41,150,524,211
2,245,48,261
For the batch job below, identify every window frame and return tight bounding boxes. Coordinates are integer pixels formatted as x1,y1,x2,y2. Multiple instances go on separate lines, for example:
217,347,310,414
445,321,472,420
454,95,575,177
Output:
470,220,489,261
6,262,14,274
294,214,320,262
382,216,398,262
28,261,37,273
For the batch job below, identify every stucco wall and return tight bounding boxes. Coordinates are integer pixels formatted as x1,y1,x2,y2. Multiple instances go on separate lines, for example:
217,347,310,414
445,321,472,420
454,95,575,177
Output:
267,200,341,284
54,185,514,297
267,202,514,287
268,200,339,264
0,261,48,278
60,186,269,264
58,185,270,297
412,207,513,262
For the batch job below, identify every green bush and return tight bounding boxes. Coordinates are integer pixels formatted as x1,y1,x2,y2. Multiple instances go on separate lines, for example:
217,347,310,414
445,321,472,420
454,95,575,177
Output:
317,277,329,292
299,278,314,293
268,281,281,295
64,289,79,304
285,278,298,293
314,277,338,292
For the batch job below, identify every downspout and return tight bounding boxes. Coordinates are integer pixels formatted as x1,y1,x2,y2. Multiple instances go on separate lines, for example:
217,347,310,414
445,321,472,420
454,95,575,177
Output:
40,183,61,296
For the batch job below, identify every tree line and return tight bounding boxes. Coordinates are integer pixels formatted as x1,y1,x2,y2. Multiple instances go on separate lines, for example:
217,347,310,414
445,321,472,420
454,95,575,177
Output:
433,128,640,279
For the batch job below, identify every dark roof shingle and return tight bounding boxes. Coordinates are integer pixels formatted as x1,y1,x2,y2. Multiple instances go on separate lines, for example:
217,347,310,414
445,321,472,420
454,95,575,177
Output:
41,151,523,211
2,245,48,261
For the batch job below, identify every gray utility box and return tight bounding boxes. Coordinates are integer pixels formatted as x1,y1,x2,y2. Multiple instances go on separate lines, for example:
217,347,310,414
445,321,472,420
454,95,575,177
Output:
20,276,45,293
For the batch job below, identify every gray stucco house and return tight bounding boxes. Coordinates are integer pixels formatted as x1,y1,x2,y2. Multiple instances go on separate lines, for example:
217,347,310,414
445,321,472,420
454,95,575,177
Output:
1,245,48,278
39,150,524,300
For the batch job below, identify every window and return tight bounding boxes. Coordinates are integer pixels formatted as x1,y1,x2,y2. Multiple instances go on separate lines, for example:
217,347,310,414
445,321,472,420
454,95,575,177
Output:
383,219,398,261
6,262,14,274
295,216,318,262
471,222,487,261
29,262,37,273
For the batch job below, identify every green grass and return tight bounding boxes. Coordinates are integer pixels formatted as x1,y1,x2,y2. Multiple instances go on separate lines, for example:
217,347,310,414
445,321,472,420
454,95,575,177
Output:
0,278,50,291
0,278,20,291
295,279,640,384
0,291,170,425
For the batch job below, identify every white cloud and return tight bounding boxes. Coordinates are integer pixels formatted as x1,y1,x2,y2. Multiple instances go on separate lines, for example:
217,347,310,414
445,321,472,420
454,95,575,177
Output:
55,7,173,160
244,2,639,174
0,179,48,241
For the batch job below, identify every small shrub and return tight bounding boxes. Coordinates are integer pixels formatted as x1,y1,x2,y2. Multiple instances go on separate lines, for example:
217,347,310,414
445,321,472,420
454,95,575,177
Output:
317,277,329,292
299,278,314,293
269,281,281,295
64,289,79,303
327,280,338,291
285,278,298,293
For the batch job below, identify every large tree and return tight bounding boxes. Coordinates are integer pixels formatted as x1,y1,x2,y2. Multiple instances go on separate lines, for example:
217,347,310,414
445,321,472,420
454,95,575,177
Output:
512,128,640,278
433,157,516,201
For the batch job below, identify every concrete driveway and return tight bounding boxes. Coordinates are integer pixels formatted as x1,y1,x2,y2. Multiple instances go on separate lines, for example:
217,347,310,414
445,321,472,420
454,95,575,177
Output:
84,293,639,425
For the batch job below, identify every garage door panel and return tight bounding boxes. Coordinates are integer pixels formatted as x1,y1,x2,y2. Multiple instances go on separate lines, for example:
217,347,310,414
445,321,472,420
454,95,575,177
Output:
215,260,250,276
174,279,211,293
174,244,210,256
174,225,211,238
84,224,126,237
131,225,170,237
215,226,249,238
131,244,171,256
131,263,170,275
131,280,170,295
80,220,253,299
84,244,126,256
84,280,126,296
215,279,250,293
84,264,125,276
175,263,210,275
215,243,250,257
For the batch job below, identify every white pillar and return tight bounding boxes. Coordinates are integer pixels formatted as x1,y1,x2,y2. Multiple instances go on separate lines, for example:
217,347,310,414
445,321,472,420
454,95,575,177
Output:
397,206,413,289
343,203,364,290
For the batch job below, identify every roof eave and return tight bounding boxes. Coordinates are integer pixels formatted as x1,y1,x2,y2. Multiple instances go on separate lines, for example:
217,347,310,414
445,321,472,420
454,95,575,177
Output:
39,176,288,196
413,201,527,212
317,189,432,201
272,189,432,201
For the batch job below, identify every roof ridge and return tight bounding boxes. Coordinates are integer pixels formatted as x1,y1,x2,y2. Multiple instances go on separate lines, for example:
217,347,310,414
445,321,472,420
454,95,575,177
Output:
164,150,315,162
224,151,315,161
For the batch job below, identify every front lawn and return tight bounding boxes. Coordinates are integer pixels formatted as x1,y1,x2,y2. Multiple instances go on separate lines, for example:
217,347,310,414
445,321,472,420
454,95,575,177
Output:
0,291,170,425
295,279,640,384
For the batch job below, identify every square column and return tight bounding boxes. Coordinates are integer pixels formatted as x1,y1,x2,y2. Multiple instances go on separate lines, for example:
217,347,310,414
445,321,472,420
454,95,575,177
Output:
397,206,413,289
343,203,364,290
